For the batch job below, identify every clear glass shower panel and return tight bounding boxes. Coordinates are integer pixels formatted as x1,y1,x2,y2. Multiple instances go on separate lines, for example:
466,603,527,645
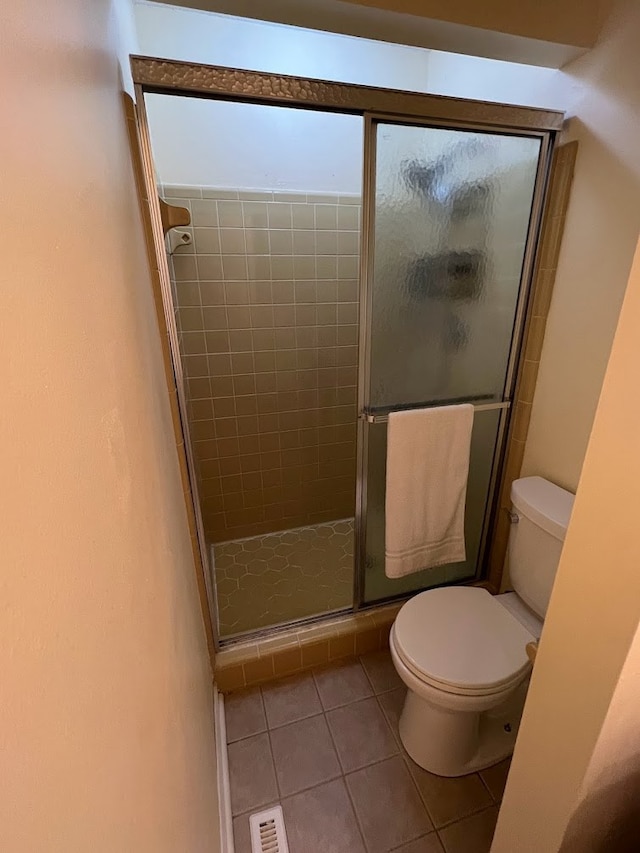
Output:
370,123,541,409
145,93,363,638
362,410,501,603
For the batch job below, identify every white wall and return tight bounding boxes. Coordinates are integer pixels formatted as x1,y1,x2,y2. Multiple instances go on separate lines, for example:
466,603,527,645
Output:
0,0,220,850
135,0,431,88
427,0,640,492
492,236,640,851
136,0,428,190
136,0,640,493
146,94,364,192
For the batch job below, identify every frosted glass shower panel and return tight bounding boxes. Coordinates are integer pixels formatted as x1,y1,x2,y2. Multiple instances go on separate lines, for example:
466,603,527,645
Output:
363,410,500,603
370,123,541,408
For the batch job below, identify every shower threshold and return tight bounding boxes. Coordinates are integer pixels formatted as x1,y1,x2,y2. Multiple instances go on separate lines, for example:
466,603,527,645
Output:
213,519,354,639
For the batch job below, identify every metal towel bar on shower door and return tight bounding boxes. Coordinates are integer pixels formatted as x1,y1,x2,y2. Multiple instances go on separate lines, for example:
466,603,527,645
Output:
360,399,511,424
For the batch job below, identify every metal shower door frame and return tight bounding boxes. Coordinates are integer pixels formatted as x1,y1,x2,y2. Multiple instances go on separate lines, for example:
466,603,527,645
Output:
354,113,553,608
131,55,561,643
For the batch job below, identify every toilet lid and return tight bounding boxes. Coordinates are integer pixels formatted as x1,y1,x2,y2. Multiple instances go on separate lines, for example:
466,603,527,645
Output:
393,587,534,693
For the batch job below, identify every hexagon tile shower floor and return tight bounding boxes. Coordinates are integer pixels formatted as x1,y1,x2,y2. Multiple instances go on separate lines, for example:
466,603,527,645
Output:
213,519,354,638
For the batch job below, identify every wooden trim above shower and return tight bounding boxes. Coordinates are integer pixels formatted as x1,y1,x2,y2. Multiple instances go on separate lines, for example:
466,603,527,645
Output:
124,92,217,665
486,140,579,593
130,56,563,132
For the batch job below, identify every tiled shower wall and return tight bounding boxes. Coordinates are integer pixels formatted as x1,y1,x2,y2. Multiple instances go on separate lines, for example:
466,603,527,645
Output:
165,185,361,544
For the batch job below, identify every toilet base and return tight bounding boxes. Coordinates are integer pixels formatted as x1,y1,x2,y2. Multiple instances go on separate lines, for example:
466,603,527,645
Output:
398,680,528,777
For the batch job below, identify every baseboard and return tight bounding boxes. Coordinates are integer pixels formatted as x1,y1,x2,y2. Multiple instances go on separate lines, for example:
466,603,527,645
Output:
214,686,234,853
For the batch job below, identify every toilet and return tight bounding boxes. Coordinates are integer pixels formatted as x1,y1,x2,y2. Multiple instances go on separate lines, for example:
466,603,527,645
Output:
389,476,574,777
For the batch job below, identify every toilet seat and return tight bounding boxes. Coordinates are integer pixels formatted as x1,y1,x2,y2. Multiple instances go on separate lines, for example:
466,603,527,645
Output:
392,587,534,697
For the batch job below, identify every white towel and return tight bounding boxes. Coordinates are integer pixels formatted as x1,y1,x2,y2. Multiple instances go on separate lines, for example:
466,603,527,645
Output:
385,404,474,578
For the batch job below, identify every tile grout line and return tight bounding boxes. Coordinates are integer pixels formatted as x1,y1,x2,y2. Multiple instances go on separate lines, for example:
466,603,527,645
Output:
436,804,501,852
477,767,502,805
335,688,500,846
398,748,441,830
228,659,498,851
276,768,345,805
225,660,398,743
333,725,373,853
320,695,370,852
261,672,343,810
264,722,285,804
378,686,498,839
265,661,404,852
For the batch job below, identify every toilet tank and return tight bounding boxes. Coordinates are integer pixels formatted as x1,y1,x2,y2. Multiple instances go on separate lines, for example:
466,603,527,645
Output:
508,476,575,618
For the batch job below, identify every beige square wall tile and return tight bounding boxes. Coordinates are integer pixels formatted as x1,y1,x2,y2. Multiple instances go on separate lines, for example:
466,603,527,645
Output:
337,205,360,230
190,198,218,226
193,227,220,254
525,314,547,361
267,203,292,229
222,256,248,280
218,200,244,227
355,627,380,656
291,203,315,229
220,228,246,254
517,359,539,403
316,205,338,230
329,632,356,661
216,664,246,692
512,401,532,443
243,656,275,686
197,254,224,280
273,647,303,677
301,640,330,668
242,201,269,228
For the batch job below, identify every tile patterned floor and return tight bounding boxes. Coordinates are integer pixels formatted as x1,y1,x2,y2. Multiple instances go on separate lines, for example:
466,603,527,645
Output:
226,650,510,853
213,519,354,637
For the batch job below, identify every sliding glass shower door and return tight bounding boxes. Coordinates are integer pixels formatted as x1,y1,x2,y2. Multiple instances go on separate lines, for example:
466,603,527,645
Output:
144,93,364,637
134,54,559,642
359,119,544,604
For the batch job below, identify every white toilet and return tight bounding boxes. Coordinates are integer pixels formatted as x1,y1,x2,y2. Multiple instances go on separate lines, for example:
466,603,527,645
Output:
389,476,574,777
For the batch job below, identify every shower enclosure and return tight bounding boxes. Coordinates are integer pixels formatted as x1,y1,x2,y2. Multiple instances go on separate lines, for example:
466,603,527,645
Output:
133,57,560,645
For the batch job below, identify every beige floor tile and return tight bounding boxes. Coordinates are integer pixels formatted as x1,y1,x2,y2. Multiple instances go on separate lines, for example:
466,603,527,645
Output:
479,758,511,802
231,812,252,853
360,649,404,694
225,687,266,743
269,714,341,796
406,761,493,829
313,658,373,710
214,519,354,636
228,732,279,816
327,696,398,772
282,778,366,853
438,807,499,853
393,833,445,852
346,756,433,852
261,671,322,729
377,687,407,745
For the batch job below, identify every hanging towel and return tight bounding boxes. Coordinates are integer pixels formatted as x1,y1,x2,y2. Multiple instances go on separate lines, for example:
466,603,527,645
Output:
385,404,474,578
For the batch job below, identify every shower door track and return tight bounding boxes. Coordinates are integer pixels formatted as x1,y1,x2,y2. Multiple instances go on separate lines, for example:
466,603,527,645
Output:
131,55,562,648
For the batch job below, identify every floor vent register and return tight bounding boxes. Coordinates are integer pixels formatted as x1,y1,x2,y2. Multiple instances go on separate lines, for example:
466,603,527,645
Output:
249,805,290,853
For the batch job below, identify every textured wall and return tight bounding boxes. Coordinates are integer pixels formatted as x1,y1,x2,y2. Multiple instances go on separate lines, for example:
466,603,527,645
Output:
493,237,640,851
165,185,360,542
0,1,220,850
